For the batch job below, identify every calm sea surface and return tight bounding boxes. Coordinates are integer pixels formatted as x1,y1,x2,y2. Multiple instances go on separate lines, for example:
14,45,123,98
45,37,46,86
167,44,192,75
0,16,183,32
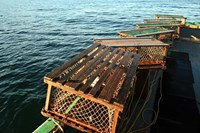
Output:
0,0,199,132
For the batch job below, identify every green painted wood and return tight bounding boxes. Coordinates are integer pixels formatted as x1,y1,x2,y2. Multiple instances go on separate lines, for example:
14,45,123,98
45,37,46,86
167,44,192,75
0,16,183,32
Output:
33,118,57,133
136,23,180,28
155,14,185,18
144,19,175,22
144,19,181,23
119,28,174,37
122,28,166,35
34,97,81,133
186,22,200,26
65,96,81,114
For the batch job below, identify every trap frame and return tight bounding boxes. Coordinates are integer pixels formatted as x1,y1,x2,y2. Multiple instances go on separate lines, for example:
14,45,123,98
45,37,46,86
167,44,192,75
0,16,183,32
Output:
118,27,175,41
154,14,186,25
94,38,169,69
143,19,182,24
41,44,139,133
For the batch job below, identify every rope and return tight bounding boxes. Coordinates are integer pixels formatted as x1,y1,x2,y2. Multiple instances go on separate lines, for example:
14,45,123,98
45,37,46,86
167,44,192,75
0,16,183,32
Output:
52,118,64,133
120,71,150,133
124,70,161,133
130,71,163,133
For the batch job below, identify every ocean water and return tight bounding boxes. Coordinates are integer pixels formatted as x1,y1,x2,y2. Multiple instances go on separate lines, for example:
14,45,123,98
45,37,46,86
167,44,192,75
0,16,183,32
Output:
0,0,199,132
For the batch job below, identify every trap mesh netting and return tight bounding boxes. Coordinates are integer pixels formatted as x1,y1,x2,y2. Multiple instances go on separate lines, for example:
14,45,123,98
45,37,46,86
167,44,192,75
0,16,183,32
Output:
49,87,115,132
139,46,165,62
119,46,166,64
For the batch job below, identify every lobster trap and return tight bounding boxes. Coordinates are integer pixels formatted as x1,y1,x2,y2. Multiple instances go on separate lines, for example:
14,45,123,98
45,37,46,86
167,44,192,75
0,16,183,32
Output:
135,23,180,29
118,27,175,42
94,38,169,69
41,44,139,133
154,14,187,25
143,19,182,24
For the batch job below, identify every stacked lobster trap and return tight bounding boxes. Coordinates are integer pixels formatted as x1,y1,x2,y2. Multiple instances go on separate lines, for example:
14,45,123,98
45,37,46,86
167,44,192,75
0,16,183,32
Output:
94,38,169,69
118,27,175,43
38,14,187,133
42,44,140,132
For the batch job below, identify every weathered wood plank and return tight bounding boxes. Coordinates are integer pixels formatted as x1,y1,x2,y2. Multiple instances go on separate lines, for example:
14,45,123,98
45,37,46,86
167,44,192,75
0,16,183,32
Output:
89,50,124,96
143,19,181,24
119,28,175,38
98,52,133,101
65,47,111,89
78,48,119,92
71,47,111,82
57,45,105,84
44,79,123,111
154,14,185,19
45,43,100,81
115,54,140,105
136,23,180,29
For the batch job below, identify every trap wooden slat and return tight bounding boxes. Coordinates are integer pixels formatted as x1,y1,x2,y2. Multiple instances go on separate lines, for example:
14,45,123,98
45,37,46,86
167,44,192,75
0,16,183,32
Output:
45,43,100,81
57,45,105,85
94,38,169,69
94,37,168,46
70,47,111,85
136,23,180,29
78,48,120,93
143,19,182,24
116,54,140,104
89,50,124,96
117,27,175,38
64,46,111,89
42,44,139,133
154,14,187,25
154,14,185,19
98,52,133,101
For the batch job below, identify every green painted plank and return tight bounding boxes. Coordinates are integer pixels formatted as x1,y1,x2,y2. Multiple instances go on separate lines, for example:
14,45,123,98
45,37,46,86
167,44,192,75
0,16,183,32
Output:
186,22,200,26
33,96,81,133
120,28,171,36
33,118,57,133
144,19,181,23
155,14,185,18
136,23,180,27
65,96,81,114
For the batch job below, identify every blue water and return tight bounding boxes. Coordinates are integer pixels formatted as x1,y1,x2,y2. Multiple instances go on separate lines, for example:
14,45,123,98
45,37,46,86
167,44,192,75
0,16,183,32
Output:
0,0,199,132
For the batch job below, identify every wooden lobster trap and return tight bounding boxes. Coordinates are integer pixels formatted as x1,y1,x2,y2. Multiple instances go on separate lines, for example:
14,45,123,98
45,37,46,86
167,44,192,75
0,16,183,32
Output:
154,14,187,35
118,27,175,41
154,14,187,25
94,38,169,69
143,19,182,24
136,23,181,29
41,43,139,133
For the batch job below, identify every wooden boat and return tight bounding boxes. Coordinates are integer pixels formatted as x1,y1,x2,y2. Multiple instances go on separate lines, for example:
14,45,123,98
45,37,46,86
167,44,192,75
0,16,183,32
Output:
143,19,181,24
